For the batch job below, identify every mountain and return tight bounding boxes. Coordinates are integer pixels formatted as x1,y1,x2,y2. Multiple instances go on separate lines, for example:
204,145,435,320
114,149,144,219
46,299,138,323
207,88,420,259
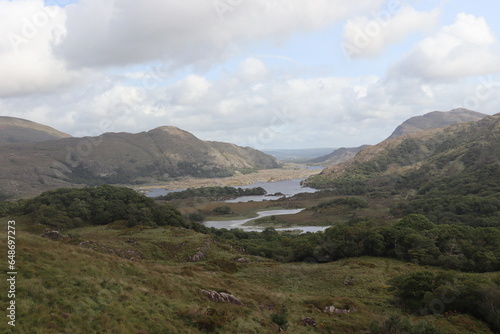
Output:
387,108,487,140
0,121,279,199
306,113,500,201
0,116,71,145
308,145,369,165
262,148,336,162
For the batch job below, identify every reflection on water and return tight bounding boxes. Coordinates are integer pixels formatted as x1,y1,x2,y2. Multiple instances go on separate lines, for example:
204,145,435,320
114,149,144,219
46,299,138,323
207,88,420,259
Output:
204,208,329,234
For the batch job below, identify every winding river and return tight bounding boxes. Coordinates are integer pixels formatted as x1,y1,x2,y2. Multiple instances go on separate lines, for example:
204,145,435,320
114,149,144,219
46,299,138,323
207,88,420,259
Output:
204,208,329,234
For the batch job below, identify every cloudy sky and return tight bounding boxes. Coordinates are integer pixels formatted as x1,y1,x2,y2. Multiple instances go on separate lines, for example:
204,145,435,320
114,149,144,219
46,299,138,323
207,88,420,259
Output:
1,0,500,149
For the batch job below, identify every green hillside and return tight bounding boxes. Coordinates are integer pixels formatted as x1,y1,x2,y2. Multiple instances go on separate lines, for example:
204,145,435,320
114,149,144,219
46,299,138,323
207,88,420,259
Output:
305,114,500,227
1,185,499,333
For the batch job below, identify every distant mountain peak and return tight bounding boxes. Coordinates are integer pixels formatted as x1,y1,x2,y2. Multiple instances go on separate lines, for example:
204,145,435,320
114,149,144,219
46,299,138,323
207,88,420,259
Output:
387,108,487,140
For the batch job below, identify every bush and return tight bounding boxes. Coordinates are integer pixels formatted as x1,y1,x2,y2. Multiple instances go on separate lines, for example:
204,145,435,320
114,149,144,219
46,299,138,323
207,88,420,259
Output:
213,206,232,214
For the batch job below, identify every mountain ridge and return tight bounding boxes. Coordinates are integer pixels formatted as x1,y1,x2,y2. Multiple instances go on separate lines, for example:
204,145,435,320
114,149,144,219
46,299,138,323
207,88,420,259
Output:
0,118,279,199
306,113,500,200
386,108,487,140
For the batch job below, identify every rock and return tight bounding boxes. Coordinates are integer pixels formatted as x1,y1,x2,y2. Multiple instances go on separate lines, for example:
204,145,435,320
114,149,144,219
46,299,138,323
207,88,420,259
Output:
189,250,205,262
122,250,143,260
323,305,357,314
232,257,249,263
200,289,243,305
300,317,316,326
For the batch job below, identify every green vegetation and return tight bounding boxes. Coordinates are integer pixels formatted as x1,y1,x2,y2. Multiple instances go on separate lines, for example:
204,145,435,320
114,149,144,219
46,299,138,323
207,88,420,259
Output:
1,222,495,333
314,197,368,209
2,185,193,230
1,114,499,332
389,271,500,332
213,213,500,272
158,186,267,200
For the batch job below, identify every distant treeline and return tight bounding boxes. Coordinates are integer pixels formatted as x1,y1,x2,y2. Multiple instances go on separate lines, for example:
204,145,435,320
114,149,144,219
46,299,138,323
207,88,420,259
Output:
157,186,267,200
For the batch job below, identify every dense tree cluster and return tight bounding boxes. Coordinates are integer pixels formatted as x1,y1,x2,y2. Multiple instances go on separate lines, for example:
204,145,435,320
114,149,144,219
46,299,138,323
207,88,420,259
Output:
213,214,500,272
389,271,500,332
157,186,267,200
1,185,190,229
393,195,500,228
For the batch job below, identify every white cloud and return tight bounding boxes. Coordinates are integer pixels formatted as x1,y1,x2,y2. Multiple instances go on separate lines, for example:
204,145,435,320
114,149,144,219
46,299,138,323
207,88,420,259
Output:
2,1,500,150
55,0,385,69
341,6,440,59
0,0,80,97
391,13,500,80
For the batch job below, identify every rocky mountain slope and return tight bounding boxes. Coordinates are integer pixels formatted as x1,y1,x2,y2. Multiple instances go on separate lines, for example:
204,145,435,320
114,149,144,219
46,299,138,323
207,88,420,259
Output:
306,112,500,198
311,109,487,167
0,120,279,199
0,116,71,145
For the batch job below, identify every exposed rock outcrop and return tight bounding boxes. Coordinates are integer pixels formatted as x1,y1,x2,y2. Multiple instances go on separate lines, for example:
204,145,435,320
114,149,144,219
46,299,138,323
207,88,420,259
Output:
323,305,357,314
200,289,243,305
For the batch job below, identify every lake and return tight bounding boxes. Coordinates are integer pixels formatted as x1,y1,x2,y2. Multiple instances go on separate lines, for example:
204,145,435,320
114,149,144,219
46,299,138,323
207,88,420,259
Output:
145,177,318,201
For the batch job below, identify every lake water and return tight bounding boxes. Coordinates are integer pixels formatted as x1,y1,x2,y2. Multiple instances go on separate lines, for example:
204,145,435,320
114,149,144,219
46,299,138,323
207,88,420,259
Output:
204,208,329,233
144,175,328,233
225,178,317,203
145,177,318,201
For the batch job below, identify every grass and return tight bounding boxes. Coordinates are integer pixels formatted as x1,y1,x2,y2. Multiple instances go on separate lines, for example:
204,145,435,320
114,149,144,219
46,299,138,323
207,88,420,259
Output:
0,216,495,333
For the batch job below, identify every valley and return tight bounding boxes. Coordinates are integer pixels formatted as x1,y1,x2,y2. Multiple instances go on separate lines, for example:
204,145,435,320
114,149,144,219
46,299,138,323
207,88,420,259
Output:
1,110,499,333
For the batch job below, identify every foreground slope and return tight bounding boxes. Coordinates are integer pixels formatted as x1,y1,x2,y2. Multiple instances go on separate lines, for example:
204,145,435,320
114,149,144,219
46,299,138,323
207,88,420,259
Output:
0,123,279,199
0,116,71,145
0,217,496,334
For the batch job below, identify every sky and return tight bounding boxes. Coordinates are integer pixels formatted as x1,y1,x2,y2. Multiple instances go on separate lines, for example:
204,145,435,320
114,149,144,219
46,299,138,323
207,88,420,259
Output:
1,0,500,149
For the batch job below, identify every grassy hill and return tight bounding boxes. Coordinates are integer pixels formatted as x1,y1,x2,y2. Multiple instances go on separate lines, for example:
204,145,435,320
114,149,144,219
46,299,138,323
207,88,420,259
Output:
1,185,499,333
1,215,497,334
305,113,500,233
306,113,500,195
0,123,279,199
